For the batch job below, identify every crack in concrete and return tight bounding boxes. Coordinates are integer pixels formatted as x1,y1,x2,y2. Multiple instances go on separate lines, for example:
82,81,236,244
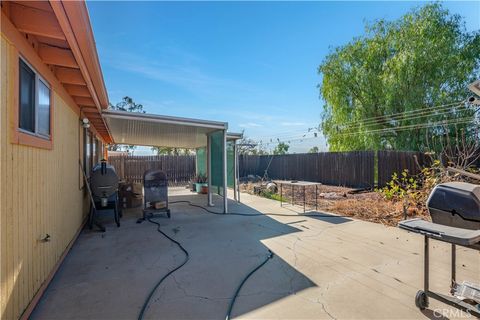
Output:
320,302,337,320
299,296,337,320
170,274,231,301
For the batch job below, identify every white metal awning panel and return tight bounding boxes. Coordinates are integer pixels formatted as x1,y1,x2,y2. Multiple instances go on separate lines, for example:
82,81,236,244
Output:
227,132,243,141
102,110,227,149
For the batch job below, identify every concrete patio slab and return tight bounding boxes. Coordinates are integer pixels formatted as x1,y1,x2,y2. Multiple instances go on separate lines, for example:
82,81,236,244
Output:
31,188,479,320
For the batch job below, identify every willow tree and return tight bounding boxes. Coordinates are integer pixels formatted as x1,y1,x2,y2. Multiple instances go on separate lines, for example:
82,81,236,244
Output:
318,3,480,151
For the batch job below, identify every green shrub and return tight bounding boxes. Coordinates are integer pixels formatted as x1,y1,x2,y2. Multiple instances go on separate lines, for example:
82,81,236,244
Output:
259,190,287,202
377,170,419,201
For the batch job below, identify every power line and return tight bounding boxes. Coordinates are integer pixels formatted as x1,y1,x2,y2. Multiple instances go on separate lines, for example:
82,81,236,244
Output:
252,127,320,141
261,116,476,146
335,100,465,129
248,100,474,146
251,100,467,143
338,117,475,137
338,104,470,131
340,104,465,129
259,106,470,143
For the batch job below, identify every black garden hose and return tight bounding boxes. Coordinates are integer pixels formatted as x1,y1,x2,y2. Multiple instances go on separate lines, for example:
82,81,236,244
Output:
138,217,189,320
139,201,334,320
225,250,274,320
169,200,339,218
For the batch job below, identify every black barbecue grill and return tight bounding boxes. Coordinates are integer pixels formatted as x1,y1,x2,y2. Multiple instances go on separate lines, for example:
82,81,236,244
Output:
399,182,480,316
427,182,480,230
142,169,171,220
89,160,121,230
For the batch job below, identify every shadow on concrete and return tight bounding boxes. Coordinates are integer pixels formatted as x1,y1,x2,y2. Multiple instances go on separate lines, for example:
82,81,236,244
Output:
31,190,318,320
421,308,451,320
302,211,352,225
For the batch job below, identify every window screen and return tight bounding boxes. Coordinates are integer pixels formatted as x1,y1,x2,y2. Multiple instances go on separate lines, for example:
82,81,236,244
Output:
38,80,50,136
19,60,35,132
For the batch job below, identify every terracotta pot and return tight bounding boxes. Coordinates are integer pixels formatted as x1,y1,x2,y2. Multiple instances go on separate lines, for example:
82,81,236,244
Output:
201,185,208,194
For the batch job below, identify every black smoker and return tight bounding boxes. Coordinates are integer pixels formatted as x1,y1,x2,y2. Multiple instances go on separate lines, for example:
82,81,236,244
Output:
89,160,121,229
142,169,171,220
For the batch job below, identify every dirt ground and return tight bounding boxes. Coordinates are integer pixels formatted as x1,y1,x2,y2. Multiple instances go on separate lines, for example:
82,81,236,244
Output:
240,181,429,226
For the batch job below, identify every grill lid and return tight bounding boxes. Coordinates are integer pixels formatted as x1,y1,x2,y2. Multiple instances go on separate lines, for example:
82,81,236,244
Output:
143,169,168,205
427,182,480,223
90,162,119,198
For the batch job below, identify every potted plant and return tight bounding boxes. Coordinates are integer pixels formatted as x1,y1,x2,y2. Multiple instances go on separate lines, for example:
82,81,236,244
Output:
195,174,207,193
190,176,198,192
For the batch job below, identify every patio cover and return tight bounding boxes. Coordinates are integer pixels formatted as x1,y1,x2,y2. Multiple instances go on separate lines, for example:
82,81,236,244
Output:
102,109,241,212
102,109,227,148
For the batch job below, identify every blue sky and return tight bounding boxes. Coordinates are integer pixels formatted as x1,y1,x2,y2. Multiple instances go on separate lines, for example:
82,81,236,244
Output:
87,1,479,153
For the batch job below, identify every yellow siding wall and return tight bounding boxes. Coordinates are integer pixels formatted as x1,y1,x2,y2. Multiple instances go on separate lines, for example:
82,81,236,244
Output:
1,35,86,319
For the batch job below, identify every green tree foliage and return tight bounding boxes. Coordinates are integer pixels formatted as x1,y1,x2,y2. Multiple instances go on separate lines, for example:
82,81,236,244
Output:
308,146,319,153
151,147,192,155
108,96,146,152
109,96,146,113
318,3,480,151
273,141,289,155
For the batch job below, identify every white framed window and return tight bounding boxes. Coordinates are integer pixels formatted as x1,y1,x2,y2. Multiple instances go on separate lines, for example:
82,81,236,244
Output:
19,58,51,138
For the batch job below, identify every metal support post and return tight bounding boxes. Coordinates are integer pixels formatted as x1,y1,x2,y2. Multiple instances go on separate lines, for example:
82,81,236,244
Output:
451,244,456,290
207,133,213,207
236,146,240,203
233,143,238,202
424,236,430,305
223,130,228,214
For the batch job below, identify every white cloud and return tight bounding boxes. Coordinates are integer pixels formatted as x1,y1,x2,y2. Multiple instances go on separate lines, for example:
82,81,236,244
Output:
280,121,306,126
239,122,262,128
104,51,253,97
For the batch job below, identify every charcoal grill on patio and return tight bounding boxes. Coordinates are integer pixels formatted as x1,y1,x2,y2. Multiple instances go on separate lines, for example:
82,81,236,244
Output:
399,182,480,317
142,169,171,220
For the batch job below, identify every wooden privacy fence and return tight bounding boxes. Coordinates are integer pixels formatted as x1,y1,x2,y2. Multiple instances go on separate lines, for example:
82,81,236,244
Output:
377,151,430,187
239,151,376,188
108,155,196,185
109,151,432,188
239,151,430,188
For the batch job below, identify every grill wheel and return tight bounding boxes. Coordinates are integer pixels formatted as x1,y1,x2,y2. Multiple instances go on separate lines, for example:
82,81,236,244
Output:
415,290,428,310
